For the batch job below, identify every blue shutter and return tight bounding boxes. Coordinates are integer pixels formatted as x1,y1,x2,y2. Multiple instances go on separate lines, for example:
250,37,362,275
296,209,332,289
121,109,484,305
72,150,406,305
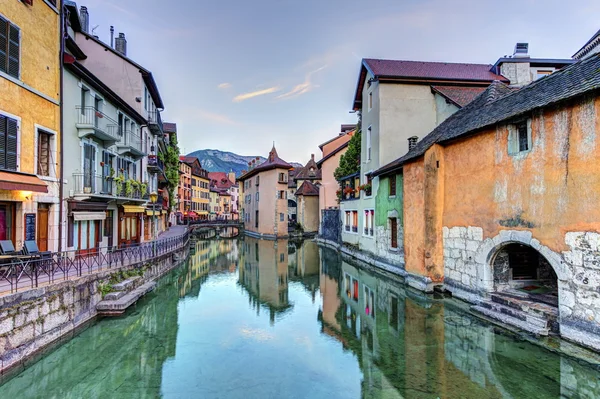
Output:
7,24,19,79
0,116,6,170
0,18,7,74
6,118,18,171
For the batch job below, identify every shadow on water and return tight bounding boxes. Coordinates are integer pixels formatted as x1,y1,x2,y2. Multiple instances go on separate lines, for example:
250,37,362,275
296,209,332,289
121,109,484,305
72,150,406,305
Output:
0,237,598,398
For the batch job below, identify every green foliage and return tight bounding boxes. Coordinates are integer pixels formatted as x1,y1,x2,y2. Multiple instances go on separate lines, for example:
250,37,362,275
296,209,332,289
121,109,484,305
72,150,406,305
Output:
124,179,133,197
140,183,148,198
165,135,181,216
334,127,361,182
98,283,113,298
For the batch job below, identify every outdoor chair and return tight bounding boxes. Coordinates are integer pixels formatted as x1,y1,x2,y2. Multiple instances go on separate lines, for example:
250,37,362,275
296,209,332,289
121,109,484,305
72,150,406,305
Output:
23,241,52,258
0,240,20,256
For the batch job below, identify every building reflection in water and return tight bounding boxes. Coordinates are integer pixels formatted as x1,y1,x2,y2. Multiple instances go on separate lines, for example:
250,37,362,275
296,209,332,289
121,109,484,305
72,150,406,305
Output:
238,237,292,325
317,246,600,398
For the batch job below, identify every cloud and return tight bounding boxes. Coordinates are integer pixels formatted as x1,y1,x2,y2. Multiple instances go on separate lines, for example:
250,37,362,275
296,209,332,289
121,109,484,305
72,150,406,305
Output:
276,65,327,100
196,109,240,126
233,86,281,102
218,82,232,89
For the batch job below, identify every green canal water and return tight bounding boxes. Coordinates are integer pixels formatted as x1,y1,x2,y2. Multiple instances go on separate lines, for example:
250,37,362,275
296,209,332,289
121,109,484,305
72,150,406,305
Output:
0,238,599,398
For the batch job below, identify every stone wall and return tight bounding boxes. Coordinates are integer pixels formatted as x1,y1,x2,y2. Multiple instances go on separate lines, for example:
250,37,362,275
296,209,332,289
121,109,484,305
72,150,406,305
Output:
320,209,341,244
442,226,485,302
0,243,188,375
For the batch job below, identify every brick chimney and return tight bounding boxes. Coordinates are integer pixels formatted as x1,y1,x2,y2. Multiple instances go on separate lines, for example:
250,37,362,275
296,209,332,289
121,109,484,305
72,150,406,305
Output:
115,33,127,56
228,171,235,184
80,6,89,33
408,136,418,151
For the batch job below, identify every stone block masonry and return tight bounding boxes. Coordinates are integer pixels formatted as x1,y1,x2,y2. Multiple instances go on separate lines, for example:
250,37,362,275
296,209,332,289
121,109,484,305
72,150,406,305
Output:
443,226,600,353
0,242,189,376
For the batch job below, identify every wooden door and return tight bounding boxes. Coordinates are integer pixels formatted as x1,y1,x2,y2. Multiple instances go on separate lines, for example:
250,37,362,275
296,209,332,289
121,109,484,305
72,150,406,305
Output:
37,206,49,252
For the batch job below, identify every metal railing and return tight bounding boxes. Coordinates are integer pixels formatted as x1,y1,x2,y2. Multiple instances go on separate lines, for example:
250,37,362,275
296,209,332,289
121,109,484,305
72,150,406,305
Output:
76,106,120,141
0,230,190,295
118,128,144,153
148,110,164,134
72,173,148,200
147,155,165,172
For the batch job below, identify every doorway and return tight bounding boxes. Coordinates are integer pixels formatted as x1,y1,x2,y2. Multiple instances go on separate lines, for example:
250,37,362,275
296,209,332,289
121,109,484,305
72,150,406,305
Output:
119,212,140,247
37,204,49,252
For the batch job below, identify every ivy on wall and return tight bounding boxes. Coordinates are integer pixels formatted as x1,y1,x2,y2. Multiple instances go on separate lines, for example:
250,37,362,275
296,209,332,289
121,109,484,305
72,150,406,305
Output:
334,119,362,182
164,135,181,217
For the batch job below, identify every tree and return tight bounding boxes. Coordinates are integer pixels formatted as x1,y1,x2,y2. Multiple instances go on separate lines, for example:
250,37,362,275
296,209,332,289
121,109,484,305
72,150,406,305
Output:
164,135,180,218
334,124,361,182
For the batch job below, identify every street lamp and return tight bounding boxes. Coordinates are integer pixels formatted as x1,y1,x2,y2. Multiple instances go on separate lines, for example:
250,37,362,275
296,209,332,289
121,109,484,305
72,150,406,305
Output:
150,191,158,255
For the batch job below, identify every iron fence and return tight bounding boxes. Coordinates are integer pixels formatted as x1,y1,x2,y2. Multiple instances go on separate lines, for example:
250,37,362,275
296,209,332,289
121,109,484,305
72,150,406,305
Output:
0,230,190,295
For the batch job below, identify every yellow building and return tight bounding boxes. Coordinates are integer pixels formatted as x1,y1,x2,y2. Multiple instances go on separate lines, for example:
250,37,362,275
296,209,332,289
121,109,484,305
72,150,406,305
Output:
0,0,61,251
209,188,219,220
180,156,209,220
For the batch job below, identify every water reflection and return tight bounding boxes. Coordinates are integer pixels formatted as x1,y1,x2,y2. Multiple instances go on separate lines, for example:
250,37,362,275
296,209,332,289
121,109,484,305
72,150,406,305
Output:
0,238,597,398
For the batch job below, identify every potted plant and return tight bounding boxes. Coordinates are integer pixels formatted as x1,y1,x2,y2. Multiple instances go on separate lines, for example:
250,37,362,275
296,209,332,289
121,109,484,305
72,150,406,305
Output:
114,174,125,196
140,182,148,198
95,110,103,118
100,161,105,167
343,187,354,197
124,179,133,197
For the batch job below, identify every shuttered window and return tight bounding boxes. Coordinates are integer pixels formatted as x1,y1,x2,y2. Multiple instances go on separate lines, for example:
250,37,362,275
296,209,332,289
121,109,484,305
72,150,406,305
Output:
390,217,398,249
37,130,51,176
0,115,18,171
389,174,397,196
0,16,20,79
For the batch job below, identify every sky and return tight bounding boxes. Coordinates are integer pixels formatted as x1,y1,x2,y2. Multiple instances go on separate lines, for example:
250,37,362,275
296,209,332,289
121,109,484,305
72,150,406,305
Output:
80,0,599,163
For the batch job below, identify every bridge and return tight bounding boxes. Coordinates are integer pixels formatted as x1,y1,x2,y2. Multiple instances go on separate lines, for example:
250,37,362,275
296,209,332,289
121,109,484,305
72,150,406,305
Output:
189,220,243,239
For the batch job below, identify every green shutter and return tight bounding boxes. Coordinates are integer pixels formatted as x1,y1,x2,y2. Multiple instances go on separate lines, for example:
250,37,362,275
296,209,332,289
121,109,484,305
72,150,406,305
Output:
7,24,19,79
0,17,7,74
6,118,18,171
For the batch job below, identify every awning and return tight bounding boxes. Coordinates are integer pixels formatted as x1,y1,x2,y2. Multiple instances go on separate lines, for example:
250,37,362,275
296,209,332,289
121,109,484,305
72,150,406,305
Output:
162,210,167,215
145,210,163,216
189,212,198,218
72,211,106,221
122,205,146,213
0,171,47,193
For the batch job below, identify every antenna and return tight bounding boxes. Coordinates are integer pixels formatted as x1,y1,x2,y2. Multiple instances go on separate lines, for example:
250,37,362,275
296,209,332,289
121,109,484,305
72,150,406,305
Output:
91,25,99,36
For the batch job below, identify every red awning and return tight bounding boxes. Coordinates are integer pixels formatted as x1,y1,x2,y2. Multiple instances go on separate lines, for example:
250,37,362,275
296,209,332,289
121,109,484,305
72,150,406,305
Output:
0,171,47,193
188,212,198,218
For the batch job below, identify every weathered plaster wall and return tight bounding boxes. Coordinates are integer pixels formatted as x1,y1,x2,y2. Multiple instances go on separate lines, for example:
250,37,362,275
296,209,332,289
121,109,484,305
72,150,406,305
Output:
423,145,445,282
241,168,289,237
297,195,319,233
374,173,404,266
318,149,346,212
403,161,425,278
434,93,460,125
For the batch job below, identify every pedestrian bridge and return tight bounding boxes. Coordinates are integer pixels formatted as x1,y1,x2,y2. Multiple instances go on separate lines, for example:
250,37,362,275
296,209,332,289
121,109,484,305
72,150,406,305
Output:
189,220,243,239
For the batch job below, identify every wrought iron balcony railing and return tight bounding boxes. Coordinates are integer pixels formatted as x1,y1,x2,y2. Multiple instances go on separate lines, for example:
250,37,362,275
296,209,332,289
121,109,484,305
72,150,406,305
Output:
75,106,120,143
147,110,164,135
72,173,148,200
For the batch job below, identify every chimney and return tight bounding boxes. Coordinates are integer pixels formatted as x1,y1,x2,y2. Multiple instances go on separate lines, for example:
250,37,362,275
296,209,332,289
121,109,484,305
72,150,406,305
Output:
80,6,89,33
110,26,114,48
115,33,127,56
310,153,315,161
228,171,236,184
513,42,529,58
408,136,418,151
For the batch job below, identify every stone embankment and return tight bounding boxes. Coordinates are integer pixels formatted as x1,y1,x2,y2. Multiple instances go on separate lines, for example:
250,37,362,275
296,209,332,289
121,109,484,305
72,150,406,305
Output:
0,233,189,377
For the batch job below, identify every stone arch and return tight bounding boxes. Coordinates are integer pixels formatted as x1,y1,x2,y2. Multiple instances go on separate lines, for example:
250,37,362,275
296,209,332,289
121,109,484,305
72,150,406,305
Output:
474,230,568,294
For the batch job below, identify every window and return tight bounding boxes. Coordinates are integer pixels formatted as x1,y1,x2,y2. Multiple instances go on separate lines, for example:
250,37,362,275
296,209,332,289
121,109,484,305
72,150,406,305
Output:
83,143,96,192
389,175,396,196
278,172,287,182
390,217,398,249
255,176,260,186
278,190,286,199
37,130,52,176
0,115,18,171
536,70,552,80
80,88,88,113
363,209,374,236
366,127,372,161
352,210,358,233
517,122,529,152
368,91,373,111
0,16,20,79
508,120,531,155
279,253,284,263
345,211,351,232
280,213,284,222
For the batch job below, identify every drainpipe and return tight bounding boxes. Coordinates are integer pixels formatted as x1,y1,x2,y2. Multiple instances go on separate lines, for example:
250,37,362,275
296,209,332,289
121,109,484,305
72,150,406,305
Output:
58,4,65,252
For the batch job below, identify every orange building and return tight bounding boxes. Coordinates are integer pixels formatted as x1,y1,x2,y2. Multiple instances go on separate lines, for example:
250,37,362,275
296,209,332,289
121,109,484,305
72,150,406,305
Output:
372,54,600,351
177,157,192,223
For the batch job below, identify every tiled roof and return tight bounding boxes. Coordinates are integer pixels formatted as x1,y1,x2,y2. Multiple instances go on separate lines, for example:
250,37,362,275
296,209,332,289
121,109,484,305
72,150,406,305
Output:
373,54,600,176
208,172,235,189
294,155,322,180
430,86,488,108
163,122,177,133
364,59,507,82
238,145,292,181
573,29,600,59
295,181,320,196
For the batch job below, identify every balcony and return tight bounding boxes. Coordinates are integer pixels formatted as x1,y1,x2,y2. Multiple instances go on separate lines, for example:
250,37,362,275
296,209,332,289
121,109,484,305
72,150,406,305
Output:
117,129,146,160
75,106,120,144
147,155,165,173
148,110,164,135
72,173,148,201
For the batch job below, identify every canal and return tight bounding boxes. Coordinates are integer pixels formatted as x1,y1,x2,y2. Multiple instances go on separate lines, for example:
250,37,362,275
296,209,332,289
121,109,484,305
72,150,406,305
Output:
0,237,598,398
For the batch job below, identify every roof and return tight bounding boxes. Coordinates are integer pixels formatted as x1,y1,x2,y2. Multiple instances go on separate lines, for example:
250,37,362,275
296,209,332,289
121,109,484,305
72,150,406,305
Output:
318,127,355,150
573,29,600,59
316,141,349,167
238,145,292,181
78,32,164,109
430,86,487,108
373,54,600,176
208,172,235,189
163,122,177,133
65,62,146,124
353,58,508,110
295,181,320,196
180,156,208,179
294,155,322,180
492,57,576,73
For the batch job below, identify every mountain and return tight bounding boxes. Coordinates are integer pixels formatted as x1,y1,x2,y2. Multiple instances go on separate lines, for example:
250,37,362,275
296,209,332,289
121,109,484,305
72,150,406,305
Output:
186,149,303,176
